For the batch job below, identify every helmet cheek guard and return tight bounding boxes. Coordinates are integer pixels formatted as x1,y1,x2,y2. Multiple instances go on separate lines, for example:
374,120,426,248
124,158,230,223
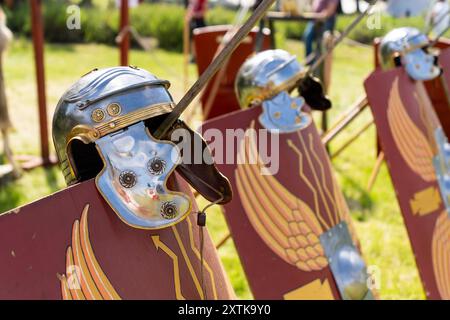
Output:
95,121,191,229
259,91,311,133
53,67,231,230
403,49,441,81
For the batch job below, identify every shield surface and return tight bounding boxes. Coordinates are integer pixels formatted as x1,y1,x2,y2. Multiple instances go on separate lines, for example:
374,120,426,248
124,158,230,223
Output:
433,46,450,137
200,106,373,300
0,176,234,299
364,68,450,300
193,25,272,120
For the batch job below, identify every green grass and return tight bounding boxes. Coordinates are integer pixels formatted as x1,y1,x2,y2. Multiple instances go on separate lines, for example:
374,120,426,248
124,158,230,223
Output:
0,38,424,299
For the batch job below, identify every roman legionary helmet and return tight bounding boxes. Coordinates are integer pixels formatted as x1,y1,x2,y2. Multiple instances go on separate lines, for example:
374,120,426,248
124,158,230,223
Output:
53,66,231,229
378,27,441,81
235,49,331,132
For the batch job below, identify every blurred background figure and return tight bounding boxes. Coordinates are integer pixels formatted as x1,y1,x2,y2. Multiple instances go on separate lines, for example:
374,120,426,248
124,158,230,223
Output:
428,0,450,37
0,6,20,178
303,0,339,59
187,0,208,62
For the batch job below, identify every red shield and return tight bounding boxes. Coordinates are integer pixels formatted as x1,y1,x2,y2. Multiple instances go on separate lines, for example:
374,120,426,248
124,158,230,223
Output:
201,106,370,300
364,68,450,300
0,176,234,299
432,47,450,137
193,26,271,120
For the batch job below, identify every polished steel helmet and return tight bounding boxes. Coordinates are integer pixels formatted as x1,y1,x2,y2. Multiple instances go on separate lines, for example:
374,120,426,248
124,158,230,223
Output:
378,27,441,81
235,49,331,133
236,49,305,109
53,66,231,229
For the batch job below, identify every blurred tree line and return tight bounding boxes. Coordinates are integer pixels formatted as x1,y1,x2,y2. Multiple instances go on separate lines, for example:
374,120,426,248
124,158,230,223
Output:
0,0,428,52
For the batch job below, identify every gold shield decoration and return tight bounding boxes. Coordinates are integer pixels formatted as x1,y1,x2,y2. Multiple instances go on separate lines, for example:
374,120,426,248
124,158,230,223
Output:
201,106,372,300
365,68,450,300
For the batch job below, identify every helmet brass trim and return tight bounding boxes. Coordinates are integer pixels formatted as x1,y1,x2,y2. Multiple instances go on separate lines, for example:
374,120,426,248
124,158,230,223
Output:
244,70,308,108
66,102,175,145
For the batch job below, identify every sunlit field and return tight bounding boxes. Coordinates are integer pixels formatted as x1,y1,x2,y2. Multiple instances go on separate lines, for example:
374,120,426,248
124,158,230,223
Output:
0,37,424,299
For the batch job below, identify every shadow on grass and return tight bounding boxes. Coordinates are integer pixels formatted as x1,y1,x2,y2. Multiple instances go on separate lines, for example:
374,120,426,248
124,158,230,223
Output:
338,173,374,222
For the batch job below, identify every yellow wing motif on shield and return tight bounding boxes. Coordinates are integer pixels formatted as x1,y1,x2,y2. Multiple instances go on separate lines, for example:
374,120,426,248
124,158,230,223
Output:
235,128,328,272
387,77,436,182
432,212,450,300
59,204,121,300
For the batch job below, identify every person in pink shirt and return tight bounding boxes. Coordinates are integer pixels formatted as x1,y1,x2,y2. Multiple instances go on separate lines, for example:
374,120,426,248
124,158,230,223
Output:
187,0,207,32
187,0,208,61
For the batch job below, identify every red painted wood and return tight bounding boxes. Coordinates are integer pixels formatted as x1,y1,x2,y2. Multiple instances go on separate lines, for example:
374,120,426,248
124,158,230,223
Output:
364,68,449,299
30,0,50,164
194,26,272,120
119,0,130,66
0,176,234,299
201,107,367,299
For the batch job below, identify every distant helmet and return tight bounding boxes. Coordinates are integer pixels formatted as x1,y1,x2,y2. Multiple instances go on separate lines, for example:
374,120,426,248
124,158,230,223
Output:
235,49,305,109
378,27,441,81
53,66,231,229
235,49,330,132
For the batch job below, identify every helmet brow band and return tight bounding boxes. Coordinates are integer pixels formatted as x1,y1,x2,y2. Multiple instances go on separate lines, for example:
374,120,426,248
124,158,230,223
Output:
253,70,307,104
66,102,175,147
95,102,175,138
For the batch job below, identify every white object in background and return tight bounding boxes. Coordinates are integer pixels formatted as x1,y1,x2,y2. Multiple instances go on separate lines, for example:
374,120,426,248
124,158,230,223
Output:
116,0,140,8
387,0,430,17
0,9,12,53
430,1,450,36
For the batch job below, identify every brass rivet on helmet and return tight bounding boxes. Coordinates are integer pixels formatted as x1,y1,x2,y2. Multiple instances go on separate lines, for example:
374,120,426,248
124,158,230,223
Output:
91,108,105,122
107,103,122,117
